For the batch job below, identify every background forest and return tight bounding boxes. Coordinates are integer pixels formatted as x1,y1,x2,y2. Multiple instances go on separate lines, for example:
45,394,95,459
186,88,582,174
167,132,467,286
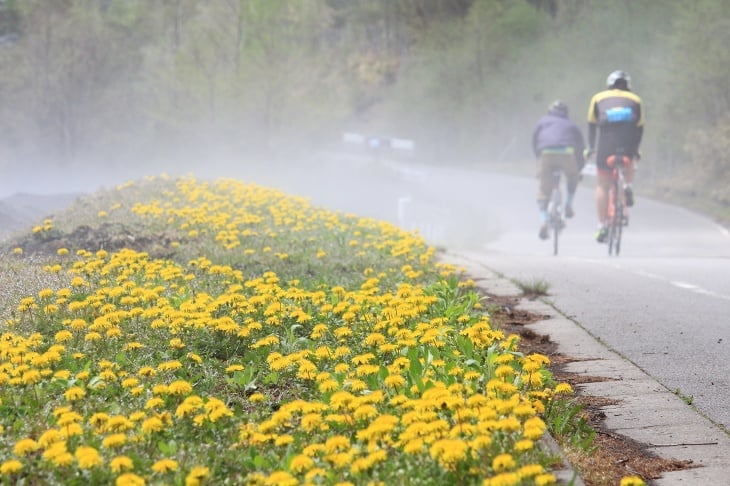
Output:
0,0,728,219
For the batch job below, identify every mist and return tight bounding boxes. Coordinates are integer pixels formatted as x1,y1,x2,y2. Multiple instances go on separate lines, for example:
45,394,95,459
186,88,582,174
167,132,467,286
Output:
1,1,728,232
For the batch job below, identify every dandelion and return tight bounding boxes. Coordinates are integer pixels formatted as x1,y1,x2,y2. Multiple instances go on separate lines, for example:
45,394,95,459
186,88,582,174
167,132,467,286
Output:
384,375,406,389
515,439,534,452
0,459,23,475
275,435,294,447
517,464,544,479
13,438,39,456
64,386,86,401
554,382,573,395
168,380,193,395
620,477,647,486
141,417,164,434
249,393,265,403
75,446,103,469
289,454,314,473
151,458,178,473
265,471,298,486
493,453,517,472
116,473,145,486
103,434,128,449
535,473,557,485
488,472,520,486
110,455,134,472
185,465,210,486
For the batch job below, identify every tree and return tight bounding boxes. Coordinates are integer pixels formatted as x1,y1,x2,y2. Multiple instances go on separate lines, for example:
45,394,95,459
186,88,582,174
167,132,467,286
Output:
0,0,148,164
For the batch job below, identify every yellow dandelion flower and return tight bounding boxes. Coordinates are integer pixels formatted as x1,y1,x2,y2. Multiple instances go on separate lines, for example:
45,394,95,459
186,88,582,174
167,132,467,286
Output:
21,369,41,385
249,393,265,403
102,434,127,449
110,455,134,473
64,386,86,401
535,473,557,485
0,459,23,475
141,417,164,434
116,473,145,486
275,435,294,447
488,472,520,486
151,458,178,473
225,364,245,373
185,466,210,486
13,438,40,456
517,463,544,478
493,453,516,473
515,439,534,452
554,382,573,395
620,476,647,486
289,454,314,473
168,380,193,395
145,397,164,410
75,446,103,469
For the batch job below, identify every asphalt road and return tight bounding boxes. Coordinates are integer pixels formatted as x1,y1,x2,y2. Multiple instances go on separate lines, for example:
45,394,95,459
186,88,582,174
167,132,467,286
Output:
260,155,730,434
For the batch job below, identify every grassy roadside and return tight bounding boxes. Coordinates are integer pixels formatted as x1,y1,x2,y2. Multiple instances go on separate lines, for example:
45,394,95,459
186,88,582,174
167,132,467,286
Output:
0,174,602,485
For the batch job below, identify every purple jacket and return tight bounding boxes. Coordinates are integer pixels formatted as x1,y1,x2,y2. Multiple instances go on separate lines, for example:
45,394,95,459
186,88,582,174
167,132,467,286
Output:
532,110,586,166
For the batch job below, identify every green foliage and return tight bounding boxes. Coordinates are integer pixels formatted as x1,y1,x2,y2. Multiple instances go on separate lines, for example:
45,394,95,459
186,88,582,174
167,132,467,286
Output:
513,278,550,297
544,398,596,452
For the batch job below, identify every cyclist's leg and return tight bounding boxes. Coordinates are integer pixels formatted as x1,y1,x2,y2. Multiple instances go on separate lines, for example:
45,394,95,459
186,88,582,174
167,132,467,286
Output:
595,169,612,242
623,157,636,207
536,153,553,236
562,154,580,217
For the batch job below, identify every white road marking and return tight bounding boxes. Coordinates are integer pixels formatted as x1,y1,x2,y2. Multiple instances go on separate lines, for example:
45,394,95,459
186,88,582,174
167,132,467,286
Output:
585,260,730,302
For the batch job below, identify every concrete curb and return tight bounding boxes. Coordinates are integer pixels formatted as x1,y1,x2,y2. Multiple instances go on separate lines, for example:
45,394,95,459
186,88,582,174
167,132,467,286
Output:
443,251,730,485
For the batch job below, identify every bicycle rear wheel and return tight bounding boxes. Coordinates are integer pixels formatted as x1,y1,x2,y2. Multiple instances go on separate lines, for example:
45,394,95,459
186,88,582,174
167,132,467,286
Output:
614,200,623,255
608,200,623,256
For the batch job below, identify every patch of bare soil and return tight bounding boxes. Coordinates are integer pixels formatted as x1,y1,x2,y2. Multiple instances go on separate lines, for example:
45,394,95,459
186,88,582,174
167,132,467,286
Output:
7,222,182,260
484,293,694,486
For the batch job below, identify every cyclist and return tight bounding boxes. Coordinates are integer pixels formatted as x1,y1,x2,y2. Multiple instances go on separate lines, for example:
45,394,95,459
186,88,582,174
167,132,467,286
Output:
586,70,644,243
532,100,586,240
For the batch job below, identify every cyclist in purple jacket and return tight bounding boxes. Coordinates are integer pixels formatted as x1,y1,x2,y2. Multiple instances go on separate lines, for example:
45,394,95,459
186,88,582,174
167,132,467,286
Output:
532,100,586,240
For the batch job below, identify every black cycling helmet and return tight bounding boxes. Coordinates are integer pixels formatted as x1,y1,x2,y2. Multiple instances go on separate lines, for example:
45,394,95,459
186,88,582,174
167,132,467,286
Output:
548,100,568,117
606,70,631,90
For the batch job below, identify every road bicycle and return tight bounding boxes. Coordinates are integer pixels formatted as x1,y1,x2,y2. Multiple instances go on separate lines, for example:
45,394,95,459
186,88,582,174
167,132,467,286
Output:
605,152,631,256
546,168,565,256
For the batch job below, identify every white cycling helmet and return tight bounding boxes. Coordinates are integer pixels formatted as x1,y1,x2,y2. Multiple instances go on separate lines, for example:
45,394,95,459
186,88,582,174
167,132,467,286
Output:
606,70,631,89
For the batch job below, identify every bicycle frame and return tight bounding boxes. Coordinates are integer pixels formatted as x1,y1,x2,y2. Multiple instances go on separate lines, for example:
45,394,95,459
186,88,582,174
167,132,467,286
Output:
606,154,630,256
546,168,563,256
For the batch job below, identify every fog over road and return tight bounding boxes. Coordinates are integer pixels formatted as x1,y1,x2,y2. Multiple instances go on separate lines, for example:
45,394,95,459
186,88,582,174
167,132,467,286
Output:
259,155,730,434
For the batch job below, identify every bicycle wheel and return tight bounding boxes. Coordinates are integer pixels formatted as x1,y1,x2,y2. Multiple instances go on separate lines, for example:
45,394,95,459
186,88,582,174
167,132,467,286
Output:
608,197,623,256
607,186,617,256
548,181,562,256
614,198,624,256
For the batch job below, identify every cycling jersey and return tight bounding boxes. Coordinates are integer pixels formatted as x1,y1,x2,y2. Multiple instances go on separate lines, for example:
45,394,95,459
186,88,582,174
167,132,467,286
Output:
587,88,643,170
532,111,585,167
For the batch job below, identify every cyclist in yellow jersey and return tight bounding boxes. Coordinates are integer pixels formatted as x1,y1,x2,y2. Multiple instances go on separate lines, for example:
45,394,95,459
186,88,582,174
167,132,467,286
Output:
586,70,644,243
